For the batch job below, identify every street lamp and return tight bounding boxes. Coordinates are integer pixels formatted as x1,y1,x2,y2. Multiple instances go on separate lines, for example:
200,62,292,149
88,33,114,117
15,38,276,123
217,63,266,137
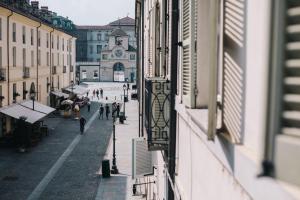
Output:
111,105,119,174
29,88,36,111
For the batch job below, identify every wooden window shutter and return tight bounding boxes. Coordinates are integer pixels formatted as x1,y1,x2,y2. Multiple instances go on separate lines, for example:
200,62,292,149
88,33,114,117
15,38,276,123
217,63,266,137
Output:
181,0,197,108
263,0,300,186
148,11,154,77
220,0,246,143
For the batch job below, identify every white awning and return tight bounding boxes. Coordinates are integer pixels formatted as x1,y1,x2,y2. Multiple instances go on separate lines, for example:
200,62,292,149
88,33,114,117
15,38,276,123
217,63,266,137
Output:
64,85,89,95
0,101,55,124
50,91,69,98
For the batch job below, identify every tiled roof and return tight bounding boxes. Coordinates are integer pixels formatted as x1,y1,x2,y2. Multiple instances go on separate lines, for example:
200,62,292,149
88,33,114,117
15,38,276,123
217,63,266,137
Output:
75,25,113,30
109,17,135,26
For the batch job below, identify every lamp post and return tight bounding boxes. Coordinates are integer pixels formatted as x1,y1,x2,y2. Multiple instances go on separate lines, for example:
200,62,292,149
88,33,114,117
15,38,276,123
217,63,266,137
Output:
111,107,119,174
123,84,126,116
29,89,36,111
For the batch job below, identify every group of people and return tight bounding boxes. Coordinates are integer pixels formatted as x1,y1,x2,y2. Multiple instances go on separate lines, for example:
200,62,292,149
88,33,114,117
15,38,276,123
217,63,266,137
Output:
98,103,120,120
89,88,103,100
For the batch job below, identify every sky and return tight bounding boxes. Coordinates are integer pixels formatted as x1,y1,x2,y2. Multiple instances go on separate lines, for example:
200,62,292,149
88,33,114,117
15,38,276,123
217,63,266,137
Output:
37,0,135,25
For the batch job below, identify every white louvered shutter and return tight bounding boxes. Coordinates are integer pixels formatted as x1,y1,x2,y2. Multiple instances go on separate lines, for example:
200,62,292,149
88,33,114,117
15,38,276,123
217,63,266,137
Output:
283,2,300,137
181,0,197,108
221,0,246,143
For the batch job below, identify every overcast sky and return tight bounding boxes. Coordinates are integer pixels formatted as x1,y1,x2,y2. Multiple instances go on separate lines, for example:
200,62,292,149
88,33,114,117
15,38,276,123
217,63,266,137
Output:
37,0,135,25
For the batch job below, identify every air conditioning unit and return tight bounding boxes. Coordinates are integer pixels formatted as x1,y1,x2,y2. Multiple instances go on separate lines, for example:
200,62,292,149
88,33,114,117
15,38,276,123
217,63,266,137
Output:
145,77,170,151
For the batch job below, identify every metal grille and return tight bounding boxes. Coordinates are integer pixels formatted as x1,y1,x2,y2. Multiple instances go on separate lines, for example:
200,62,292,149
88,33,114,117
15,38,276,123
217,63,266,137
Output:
222,0,246,143
145,78,170,151
282,1,300,137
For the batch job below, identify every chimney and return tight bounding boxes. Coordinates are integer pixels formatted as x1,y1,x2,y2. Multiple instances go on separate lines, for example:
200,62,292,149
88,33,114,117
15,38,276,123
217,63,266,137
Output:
31,1,39,10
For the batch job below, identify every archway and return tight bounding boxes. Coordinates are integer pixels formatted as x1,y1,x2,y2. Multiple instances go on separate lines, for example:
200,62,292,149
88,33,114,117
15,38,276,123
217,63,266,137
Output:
113,62,125,82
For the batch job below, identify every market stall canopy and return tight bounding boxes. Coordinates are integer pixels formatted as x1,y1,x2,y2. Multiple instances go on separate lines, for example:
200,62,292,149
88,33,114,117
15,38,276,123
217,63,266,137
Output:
50,91,69,98
0,101,55,124
64,85,89,95
61,99,74,105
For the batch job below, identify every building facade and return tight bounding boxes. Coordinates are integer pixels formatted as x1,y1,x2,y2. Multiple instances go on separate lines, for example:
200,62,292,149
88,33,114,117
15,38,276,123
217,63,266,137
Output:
74,17,137,82
136,0,300,200
0,1,76,137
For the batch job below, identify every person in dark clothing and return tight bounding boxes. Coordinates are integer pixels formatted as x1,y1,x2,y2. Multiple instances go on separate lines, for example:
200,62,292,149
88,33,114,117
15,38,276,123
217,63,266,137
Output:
116,103,120,117
99,104,104,119
79,117,86,134
100,88,103,98
87,100,91,112
96,89,99,100
105,104,110,120
127,82,130,90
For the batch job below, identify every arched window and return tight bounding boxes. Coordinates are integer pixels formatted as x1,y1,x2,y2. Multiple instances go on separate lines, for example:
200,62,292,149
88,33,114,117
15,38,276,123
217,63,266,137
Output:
113,62,125,71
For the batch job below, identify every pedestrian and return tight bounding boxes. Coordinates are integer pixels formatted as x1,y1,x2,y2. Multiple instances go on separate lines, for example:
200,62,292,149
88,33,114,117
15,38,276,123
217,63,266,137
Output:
86,91,89,97
100,88,103,98
105,96,108,100
96,89,99,100
74,104,80,119
105,104,110,120
99,104,104,119
87,100,91,112
127,82,130,90
112,102,116,117
79,116,86,134
93,90,96,99
116,103,120,117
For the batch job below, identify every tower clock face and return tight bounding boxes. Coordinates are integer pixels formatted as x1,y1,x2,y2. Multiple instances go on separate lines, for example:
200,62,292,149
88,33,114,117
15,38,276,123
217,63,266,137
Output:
115,49,123,58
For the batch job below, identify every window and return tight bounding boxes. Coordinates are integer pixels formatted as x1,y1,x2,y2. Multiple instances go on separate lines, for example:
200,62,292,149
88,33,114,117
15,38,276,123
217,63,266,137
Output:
13,83,17,101
67,54,69,65
93,70,99,78
0,47,2,68
0,18,2,40
90,34,93,41
262,0,300,187
12,23,16,42
47,52,49,66
46,33,49,48
23,82,26,100
97,33,101,41
62,54,64,66
46,77,49,93
31,50,34,67
130,54,136,60
102,54,108,60
23,48,26,67
57,53,59,66
57,75,60,89
51,35,54,48
97,45,102,53
12,47,16,67
38,31,41,47
22,26,26,44
154,3,161,76
89,45,93,54
62,38,64,51
38,50,41,66
70,40,72,52
0,85,2,107
31,29,34,45
52,53,54,66
57,36,59,49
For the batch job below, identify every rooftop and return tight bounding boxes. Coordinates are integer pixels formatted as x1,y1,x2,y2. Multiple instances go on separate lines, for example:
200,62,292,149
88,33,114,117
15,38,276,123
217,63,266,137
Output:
109,16,135,26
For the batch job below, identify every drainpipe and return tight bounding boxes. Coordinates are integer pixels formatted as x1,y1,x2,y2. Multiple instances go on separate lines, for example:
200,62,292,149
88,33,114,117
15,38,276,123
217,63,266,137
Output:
141,0,145,137
168,0,179,199
36,22,42,101
49,28,54,90
7,11,13,105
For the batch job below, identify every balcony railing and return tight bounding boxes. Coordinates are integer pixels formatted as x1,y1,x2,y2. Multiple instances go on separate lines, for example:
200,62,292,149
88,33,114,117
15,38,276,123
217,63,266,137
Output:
23,67,30,78
52,66,57,74
0,68,6,81
63,66,66,73
145,78,171,151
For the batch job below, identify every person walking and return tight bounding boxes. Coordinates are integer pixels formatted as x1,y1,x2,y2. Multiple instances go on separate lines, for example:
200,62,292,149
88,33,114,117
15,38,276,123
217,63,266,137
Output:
116,103,120,117
105,104,110,120
74,104,80,119
100,88,103,98
93,90,96,99
87,100,91,112
79,116,86,134
99,104,104,119
96,89,99,100
86,91,89,97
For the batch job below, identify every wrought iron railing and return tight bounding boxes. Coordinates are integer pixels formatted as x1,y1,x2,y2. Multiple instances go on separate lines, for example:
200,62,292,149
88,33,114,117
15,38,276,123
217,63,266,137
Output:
23,67,30,78
145,78,170,151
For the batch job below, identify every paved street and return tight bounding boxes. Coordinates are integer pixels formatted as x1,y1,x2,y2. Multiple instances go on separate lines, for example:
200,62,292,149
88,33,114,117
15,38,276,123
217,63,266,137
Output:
0,83,131,200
